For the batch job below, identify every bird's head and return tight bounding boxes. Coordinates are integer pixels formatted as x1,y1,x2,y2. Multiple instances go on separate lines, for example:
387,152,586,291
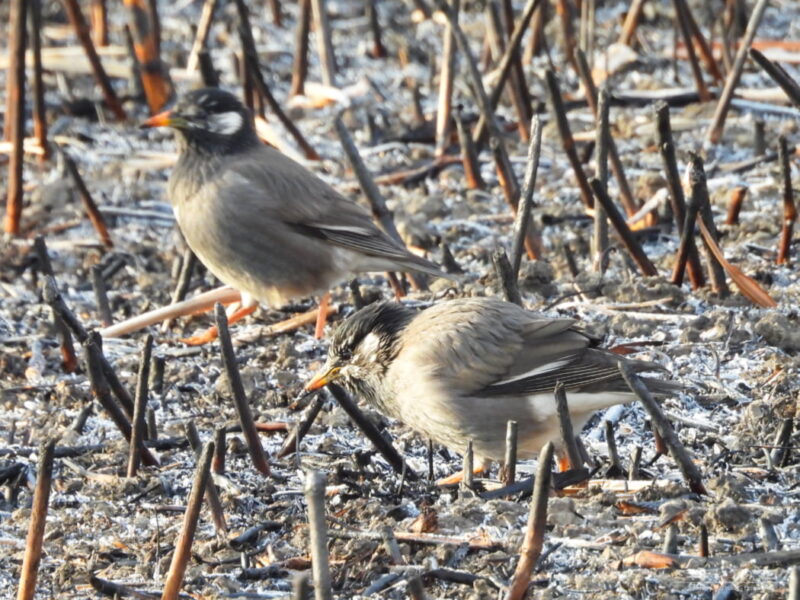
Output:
141,88,258,154
305,302,415,398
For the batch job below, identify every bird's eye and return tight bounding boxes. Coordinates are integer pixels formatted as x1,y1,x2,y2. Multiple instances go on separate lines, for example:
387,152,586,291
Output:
339,348,353,361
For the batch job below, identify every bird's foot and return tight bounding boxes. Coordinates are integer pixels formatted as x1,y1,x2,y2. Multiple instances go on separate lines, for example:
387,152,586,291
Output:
314,292,332,339
179,304,258,346
436,465,489,487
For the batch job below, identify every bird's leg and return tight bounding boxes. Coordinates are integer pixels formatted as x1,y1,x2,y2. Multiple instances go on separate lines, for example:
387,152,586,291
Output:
386,272,406,300
435,463,490,487
180,304,258,345
314,292,331,339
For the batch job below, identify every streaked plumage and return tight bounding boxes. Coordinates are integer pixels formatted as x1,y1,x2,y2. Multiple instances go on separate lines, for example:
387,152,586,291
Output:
309,297,680,465
147,88,452,309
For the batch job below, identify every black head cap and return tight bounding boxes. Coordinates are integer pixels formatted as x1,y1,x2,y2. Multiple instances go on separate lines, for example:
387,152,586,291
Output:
329,302,415,368
165,88,259,154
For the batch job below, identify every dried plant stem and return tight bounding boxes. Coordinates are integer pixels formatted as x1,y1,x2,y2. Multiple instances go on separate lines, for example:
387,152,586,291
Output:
84,334,159,467
91,265,113,327
30,0,49,162
184,421,227,534
334,117,425,291
124,0,172,113
486,3,529,140
554,383,582,470
215,304,271,475
706,0,769,144
236,0,320,161
592,86,610,272
453,108,483,189
545,69,594,210
305,471,333,600
672,0,711,101
589,179,658,276
61,0,126,120
656,102,704,288
4,0,27,235
604,420,623,476
505,442,553,600
161,441,214,600
470,0,542,143
311,0,337,87
618,0,647,46
328,383,418,480
750,49,800,109
435,0,458,158
290,0,311,97
127,334,153,477
185,0,219,73
501,420,518,485
574,49,638,217
510,116,543,276
278,395,325,458
777,136,796,265
620,364,706,495
16,439,56,600
690,154,729,296
493,249,523,306
59,147,114,248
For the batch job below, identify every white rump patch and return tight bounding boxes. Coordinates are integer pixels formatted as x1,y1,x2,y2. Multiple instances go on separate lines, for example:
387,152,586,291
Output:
208,111,244,135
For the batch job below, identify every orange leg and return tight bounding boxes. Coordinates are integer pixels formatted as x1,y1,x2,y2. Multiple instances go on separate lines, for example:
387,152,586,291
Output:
314,292,331,339
436,464,489,486
180,304,257,345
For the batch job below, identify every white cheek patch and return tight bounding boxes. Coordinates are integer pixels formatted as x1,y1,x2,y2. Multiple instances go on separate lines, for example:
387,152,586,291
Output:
207,111,244,135
357,333,382,363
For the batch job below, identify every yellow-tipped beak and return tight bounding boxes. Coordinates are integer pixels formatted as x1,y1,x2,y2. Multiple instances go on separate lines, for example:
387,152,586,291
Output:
304,365,341,392
140,109,175,129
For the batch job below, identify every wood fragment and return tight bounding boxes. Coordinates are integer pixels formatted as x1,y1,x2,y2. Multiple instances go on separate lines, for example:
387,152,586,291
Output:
706,0,769,143
161,441,214,600
215,303,270,475
305,471,333,600
628,446,642,480
16,439,55,600
698,524,709,557
505,442,553,600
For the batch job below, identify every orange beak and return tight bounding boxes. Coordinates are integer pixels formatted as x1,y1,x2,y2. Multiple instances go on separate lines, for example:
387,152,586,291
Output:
140,109,175,129
304,365,341,392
